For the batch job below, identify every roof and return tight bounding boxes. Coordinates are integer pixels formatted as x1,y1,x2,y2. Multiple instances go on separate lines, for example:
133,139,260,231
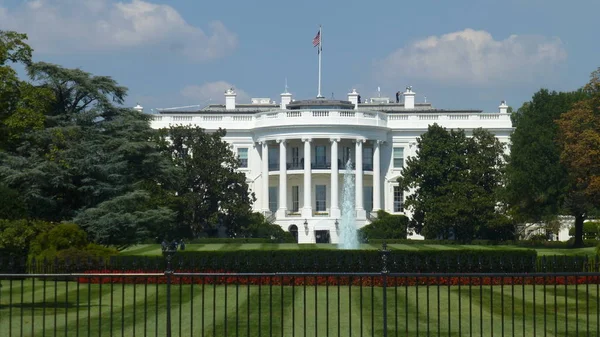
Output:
156,101,482,114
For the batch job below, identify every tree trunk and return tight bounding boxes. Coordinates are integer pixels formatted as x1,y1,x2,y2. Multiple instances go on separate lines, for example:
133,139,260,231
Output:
572,214,585,248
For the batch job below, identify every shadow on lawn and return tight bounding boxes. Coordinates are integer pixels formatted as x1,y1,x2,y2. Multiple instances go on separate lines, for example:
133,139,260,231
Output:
0,302,105,310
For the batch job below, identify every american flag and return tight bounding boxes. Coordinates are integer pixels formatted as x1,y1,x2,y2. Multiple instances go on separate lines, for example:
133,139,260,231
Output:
312,31,320,47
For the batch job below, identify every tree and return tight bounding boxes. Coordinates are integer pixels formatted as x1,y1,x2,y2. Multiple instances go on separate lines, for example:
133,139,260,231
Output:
556,68,600,247
398,124,506,241
0,31,51,151
504,89,588,246
0,60,177,247
157,125,255,237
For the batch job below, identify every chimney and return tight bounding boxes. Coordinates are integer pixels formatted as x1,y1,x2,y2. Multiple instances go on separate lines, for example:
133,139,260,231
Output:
499,100,508,114
281,91,292,109
348,89,359,109
225,88,236,110
133,103,143,113
403,86,415,109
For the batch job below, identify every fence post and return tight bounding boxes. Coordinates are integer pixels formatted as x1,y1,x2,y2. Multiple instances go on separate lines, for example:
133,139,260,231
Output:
163,243,177,337
380,242,390,337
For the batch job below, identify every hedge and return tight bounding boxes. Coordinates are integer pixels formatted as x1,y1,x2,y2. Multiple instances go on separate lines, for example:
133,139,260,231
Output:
7,249,600,274
59,249,539,273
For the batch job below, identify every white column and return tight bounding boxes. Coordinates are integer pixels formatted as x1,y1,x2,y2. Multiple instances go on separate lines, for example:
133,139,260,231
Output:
302,138,312,218
277,139,287,217
330,138,340,218
372,140,382,212
261,141,269,212
355,139,365,218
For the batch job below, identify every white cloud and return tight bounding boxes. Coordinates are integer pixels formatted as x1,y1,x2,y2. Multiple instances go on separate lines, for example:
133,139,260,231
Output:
0,0,237,62
181,81,251,105
375,29,567,85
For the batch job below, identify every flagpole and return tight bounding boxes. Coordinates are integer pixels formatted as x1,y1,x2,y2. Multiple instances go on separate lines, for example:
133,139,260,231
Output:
317,25,323,98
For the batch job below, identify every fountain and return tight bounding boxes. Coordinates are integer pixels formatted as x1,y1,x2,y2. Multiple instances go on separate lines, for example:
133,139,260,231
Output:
337,160,360,249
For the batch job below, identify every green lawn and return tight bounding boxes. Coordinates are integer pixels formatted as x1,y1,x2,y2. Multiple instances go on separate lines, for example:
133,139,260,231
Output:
121,243,597,256
1,279,598,337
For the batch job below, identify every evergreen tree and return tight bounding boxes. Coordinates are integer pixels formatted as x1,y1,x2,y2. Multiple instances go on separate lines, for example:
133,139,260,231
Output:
504,89,587,245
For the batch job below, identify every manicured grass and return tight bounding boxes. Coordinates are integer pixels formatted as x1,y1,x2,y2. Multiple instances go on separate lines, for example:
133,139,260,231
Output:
1,278,598,336
120,243,598,256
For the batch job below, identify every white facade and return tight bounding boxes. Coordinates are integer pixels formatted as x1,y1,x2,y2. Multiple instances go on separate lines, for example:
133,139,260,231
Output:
149,87,513,243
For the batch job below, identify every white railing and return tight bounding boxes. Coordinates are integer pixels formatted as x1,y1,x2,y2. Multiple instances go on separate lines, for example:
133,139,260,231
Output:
150,110,511,130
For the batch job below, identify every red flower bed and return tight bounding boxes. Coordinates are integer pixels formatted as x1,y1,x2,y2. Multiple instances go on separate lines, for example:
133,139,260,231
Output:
76,270,600,287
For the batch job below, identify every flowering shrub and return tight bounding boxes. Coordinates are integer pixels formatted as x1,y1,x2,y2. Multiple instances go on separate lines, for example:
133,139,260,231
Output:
77,269,600,287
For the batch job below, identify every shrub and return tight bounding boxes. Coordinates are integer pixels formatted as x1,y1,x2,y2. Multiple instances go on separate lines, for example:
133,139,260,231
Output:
569,221,600,240
29,244,119,273
360,210,408,240
29,223,88,258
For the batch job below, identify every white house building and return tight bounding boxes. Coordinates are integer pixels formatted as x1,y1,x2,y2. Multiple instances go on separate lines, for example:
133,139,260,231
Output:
148,86,513,243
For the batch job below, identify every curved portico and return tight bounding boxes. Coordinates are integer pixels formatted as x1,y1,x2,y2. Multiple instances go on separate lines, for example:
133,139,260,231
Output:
257,135,383,215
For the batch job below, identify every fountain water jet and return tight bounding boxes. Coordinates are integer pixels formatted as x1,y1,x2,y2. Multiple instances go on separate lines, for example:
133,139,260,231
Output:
338,160,360,249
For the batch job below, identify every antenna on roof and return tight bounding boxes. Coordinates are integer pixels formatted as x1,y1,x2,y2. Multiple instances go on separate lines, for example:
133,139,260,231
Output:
377,86,381,98
284,77,289,93
424,96,427,103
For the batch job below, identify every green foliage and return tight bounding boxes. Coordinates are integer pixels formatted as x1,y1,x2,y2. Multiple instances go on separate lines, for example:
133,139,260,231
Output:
569,221,600,239
0,219,55,254
359,210,408,240
0,31,51,151
477,214,517,242
74,190,176,249
93,249,539,273
157,125,255,237
29,223,88,256
238,213,295,241
0,31,33,65
28,223,119,270
398,125,507,242
504,89,588,239
0,184,27,219
0,60,177,246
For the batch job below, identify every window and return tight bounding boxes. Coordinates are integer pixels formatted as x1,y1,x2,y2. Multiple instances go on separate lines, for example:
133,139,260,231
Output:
292,147,300,169
268,147,279,170
363,147,373,170
364,186,373,212
393,186,404,212
393,147,404,168
342,147,351,167
315,185,327,212
238,148,248,168
292,186,299,212
269,186,278,213
315,146,326,168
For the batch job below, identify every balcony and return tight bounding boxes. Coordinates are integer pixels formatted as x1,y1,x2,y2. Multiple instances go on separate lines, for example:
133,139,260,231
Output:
268,160,373,172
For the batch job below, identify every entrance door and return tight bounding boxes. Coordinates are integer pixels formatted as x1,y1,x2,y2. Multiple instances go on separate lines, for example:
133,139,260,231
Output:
314,230,330,243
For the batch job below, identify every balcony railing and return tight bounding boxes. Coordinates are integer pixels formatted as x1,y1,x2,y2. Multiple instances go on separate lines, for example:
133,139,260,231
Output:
267,161,373,171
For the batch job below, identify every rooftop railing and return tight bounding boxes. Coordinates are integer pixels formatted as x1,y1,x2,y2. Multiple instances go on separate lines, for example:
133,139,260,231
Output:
150,109,512,131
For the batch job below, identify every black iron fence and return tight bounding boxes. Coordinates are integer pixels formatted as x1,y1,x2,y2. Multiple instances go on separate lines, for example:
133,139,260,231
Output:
1,246,600,336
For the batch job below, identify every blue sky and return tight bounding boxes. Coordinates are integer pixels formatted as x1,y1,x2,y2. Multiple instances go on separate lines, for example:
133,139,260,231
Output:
1,0,598,113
